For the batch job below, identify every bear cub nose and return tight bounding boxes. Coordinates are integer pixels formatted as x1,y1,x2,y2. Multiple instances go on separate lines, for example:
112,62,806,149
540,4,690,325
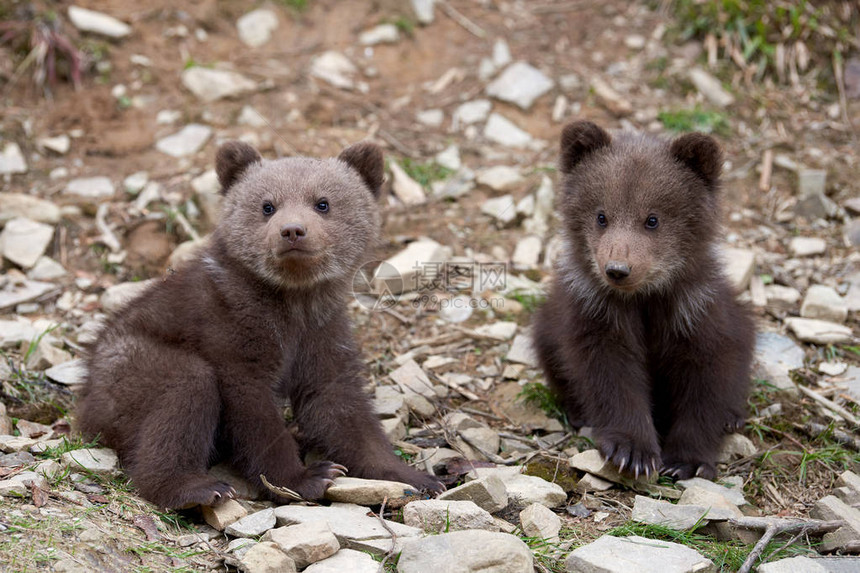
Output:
280,223,307,243
604,261,630,281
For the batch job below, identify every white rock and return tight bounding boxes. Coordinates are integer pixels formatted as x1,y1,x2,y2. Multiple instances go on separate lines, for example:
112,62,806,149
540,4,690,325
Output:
758,556,859,573
0,280,55,312
800,285,848,323
310,51,357,90
404,499,498,533
438,474,509,513
237,9,279,48
61,448,119,475
203,499,248,531
389,359,436,399
64,176,114,200
484,113,533,147
410,0,436,24
435,145,461,171
819,361,847,376
237,105,268,127
415,108,444,127
625,34,647,50
506,332,537,367
226,508,277,538
0,142,27,175
576,473,615,492
67,6,131,39
262,521,338,568
474,321,518,341
359,24,399,46
239,541,296,573
689,67,734,107
481,194,517,225
123,171,149,194
788,236,826,257
526,175,555,237
512,236,542,268
476,166,523,192
0,319,39,349
765,284,802,308
389,161,427,206
439,295,474,323
181,67,256,103
156,109,182,125
304,548,377,573
156,124,212,158
38,135,71,155
325,477,415,506
677,477,746,507
397,530,533,573
471,467,566,508
753,331,805,391
717,433,757,463
0,436,38,453
28,257,67,281
492,39,512,68
1,218,55,269
372,239,450,295
519,503,561,541
45,359,87,386
452,99,492,129
0,193,60,225
566,535,715,573
720,247,755,292
785,318,853,345
26,338,72,371
486,61,554,110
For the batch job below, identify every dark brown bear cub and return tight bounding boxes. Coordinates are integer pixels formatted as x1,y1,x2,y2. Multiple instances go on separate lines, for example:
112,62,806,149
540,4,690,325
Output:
77,141,444,509
534,121,755,480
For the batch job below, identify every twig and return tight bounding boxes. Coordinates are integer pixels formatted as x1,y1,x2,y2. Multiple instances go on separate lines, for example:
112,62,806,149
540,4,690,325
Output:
377,496,397,573
172,210,200,241
259,474,305,502
438,1,486,38
377,128,420,158
459,407,502,421
95,203,122,253
797,384,860,426
759,149,774,192
833,49,856,136
730,517,845,573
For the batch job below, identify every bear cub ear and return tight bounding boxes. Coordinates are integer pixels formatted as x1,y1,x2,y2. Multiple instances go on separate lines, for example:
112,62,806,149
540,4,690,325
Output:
559,120,612,174
216,141,262,194
338,141,385,197
670,132,723,187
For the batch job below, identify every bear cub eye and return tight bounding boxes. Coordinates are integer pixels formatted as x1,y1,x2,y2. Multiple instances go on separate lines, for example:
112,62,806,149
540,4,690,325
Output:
645,215,659,230
315,199,330,213
262,202,275,216
596,213,607,228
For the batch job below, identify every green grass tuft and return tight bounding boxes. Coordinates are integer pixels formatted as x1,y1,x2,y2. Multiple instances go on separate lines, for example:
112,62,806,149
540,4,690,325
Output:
517,382,564,421
395,158,453,188
658,108,730,135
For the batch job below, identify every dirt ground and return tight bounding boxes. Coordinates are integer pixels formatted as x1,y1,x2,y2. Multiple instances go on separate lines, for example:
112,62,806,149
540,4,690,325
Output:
1,0,859,571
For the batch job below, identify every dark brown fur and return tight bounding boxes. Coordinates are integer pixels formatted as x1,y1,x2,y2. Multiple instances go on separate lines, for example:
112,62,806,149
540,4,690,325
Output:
534,121,755,480
77,141,444,509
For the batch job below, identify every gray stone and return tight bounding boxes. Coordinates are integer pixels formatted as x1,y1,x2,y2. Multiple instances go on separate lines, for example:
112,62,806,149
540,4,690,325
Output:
753,331,805,391
60,448,119,475
512,236,542,268
520,503,561,540
677,487,743,519
6,470,48,491
525,175,555,237
202,499,248,531
237,9,279,48
486,62,554,110
474,321,518,341
482,194,517,225
359,24,399,46
438,474,509,513
0,278,55,311
390,359,436,399
0,193,60,225
719,247,755,292
758,556,860,573
123,171,148,194
484,114,533,147
274,502,422,555
372,239,450,295
493,39,512,68
67,6,131,38
0,142,27,175
156,124,212,158
506,333,537,367
1,218,54,269
181,67,256,103
237,106,268,127
0,319,39,349
591,77,633,116
452,100,492,129
45,358,87,386
374,386,405,418
325,477,415,506
26,338,72,371
397,530,533,573
435,145,461,171
801,285,848,323
403,499,498,533
765,285,802,309
797,168,827,197
845,220,860,247
410,0,435,25
225,508,277,538
632,495,734,529
38,135,71,155
100,280,156,313
0,436,38,453
380,416,406,442
262,521,339,569
717,433,757,463
64,176,114,200
810,495,860,552
310,51,357,90
239,541,296,573
819,361,847,376
0,480,27,496
785,317,853,345
432,168,475,199
0,451,35,468
389,160,427,206
476,166,523,192
470,467,566,508
304,549,377,572
565,535,715,573
416,109,444,127
577,473,615,493
788,236,826,257
570,449,627,485
677,477,747,506
689,68,734,107
796,192,840,220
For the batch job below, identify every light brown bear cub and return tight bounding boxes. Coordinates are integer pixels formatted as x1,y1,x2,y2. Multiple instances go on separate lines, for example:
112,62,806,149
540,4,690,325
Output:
77,141,444,508
534,121,755,480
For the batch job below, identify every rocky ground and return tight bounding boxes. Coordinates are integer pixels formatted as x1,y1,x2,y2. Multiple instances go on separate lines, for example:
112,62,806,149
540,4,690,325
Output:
1,0,860,571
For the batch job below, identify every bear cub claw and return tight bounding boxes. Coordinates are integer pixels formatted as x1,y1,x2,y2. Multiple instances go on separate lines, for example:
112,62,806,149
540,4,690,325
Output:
597,430,660,480
660,460,717,481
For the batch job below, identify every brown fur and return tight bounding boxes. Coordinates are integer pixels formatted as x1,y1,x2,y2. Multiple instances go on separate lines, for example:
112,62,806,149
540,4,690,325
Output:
77,141,443,509
534,121,755,480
